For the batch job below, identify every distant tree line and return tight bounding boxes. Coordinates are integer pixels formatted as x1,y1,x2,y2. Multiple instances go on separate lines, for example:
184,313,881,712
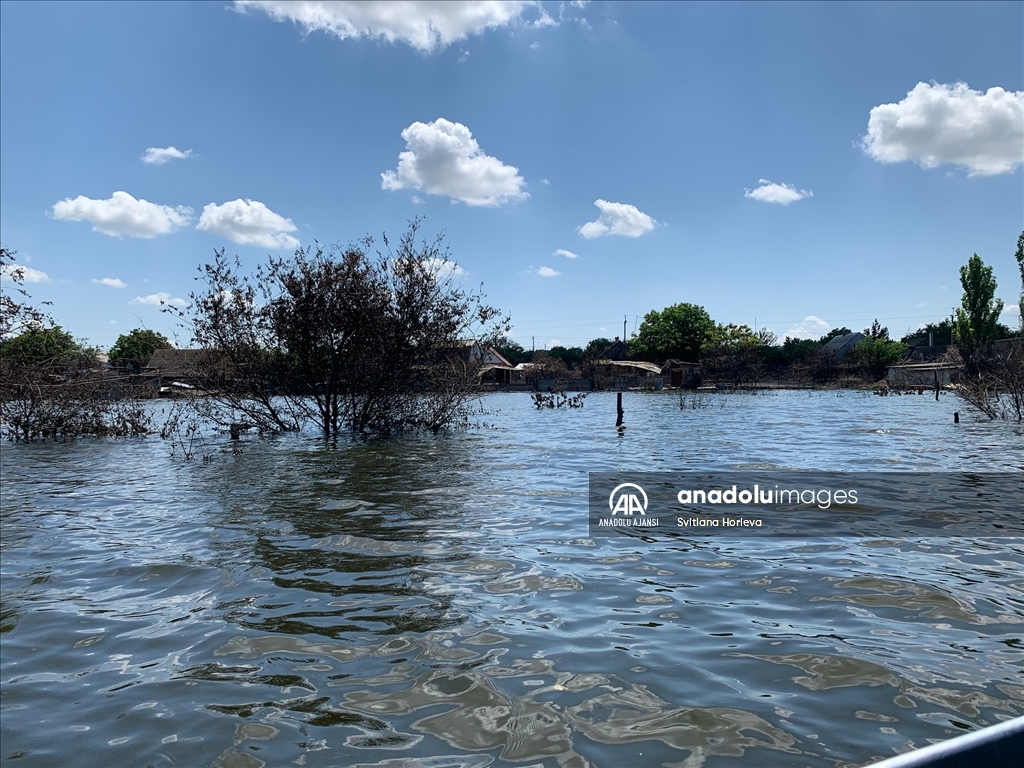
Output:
490,236,1021,392
0,247,152,441
3,229,1021,438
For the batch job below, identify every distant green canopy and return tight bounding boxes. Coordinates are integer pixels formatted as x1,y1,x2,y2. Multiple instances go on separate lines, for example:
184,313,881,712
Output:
108,328,172,365
0,325,83,366
630,303,714,363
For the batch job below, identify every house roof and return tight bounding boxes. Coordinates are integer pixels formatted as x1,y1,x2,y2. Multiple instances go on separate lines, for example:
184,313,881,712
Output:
601,338,629,360
593,359,663,374
477,364,519,377
824,332,865,352
886,362,960,371
487,348,513,367
662,359,699,368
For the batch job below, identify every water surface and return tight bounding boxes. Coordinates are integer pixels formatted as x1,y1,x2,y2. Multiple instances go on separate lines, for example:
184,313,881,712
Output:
2,391,1022,767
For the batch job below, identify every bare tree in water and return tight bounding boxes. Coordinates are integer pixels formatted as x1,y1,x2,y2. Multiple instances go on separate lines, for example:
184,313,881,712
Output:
168,220,508,438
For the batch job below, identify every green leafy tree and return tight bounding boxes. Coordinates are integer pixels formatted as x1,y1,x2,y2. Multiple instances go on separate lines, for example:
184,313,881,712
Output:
0,325,81,366
701,323,763,385
548,345,583,369
108,328,172,366
583,337,613,360
780,337,819,362
630,303,714,362
953,254,1004,357
851,337,907,380
703,323,759,350
901,320,953,346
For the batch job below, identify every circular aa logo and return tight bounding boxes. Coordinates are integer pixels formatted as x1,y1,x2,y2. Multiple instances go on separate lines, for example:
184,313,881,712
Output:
609,483,648,516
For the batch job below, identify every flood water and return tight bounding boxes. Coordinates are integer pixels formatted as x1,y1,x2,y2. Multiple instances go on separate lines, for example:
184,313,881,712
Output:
2,390,1023,768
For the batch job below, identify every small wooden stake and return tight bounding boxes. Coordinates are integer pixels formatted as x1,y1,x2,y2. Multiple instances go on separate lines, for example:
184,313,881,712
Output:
615,391,624,427
954,411,960,424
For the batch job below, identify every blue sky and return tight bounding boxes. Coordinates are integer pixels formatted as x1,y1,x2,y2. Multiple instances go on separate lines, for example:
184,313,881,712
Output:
2,1,1022,351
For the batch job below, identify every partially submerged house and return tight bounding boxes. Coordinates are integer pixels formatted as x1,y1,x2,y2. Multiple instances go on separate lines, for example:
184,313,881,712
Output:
591,359,664,390
885,362,959,387
887,336,1022,386
661,359,700,388
144,349,232,396
478,358,522,386
458,340,522,385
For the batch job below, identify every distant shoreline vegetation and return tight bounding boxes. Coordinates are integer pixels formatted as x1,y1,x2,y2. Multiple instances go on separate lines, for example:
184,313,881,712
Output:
2,233,1023,442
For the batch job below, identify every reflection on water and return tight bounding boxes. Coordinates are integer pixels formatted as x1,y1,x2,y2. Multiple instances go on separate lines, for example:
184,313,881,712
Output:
2,391,1023,767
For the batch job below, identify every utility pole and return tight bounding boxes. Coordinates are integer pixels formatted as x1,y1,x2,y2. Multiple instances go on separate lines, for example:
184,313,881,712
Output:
532,336,535,352
623,315,627,342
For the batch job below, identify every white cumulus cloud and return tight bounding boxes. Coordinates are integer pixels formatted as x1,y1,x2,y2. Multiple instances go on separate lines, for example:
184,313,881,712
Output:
537,266,560,277
92,277,127,289
381,118,527,207
744,179,813,205
554,249,578,259
861,81,1024,176
142,146,194,165
130,292,186,308
784,316,830,340
51,191,193,238
578,200,658,239
196,199,300,249
235,1,541,52
422,257,466,279
1,264,51,283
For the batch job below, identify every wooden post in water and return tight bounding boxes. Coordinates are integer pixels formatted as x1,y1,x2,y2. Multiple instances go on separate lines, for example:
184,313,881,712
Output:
954,411,960,423
615,391,624,427
934,369,940,401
